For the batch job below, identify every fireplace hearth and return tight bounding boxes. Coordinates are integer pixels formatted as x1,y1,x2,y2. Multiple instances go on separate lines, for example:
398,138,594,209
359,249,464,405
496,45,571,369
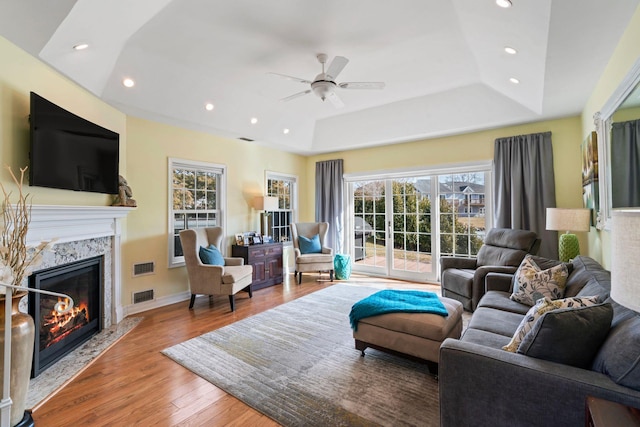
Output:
28,256,103,377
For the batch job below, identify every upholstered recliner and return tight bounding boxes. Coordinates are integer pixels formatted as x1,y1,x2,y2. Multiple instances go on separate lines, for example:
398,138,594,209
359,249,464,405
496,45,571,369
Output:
440,228,540,312
179,227,253,311
290,222,334,285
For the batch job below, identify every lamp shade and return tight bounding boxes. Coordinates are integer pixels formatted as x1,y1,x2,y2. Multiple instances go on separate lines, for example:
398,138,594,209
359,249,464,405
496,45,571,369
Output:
545,208,590,232
611,209,640,312
253,196,278,211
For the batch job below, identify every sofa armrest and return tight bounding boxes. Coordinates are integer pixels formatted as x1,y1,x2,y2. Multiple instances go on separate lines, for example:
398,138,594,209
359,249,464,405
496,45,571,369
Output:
440,256,477,271
439,338,640,427
224,257,244,266
485,272,514,292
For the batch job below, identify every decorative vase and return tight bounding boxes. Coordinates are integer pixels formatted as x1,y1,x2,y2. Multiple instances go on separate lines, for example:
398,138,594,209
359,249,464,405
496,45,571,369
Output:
0,291,35,427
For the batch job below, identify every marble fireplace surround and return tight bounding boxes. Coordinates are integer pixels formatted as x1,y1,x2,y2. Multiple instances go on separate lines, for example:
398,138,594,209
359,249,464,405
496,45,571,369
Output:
25,205,135,327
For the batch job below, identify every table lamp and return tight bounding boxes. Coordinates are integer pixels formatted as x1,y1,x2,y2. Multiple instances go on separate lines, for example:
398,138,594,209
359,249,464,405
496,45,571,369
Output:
253,196,279,237
611,209,640,312
545,208,590,262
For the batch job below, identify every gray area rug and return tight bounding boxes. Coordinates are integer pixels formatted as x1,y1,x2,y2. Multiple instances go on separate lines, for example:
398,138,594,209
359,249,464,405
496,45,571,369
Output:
162,284,440,426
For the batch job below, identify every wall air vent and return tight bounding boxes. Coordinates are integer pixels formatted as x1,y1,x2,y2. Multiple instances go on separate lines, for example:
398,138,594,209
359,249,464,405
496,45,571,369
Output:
133,261,155,277
133,289,154,304
238,137,254,142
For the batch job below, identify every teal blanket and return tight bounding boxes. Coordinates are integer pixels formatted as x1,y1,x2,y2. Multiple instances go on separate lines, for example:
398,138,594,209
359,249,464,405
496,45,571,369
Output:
349,290,448,330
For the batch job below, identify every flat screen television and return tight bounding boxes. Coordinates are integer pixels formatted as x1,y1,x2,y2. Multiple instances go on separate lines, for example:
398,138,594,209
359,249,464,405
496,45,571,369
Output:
29,92,119,194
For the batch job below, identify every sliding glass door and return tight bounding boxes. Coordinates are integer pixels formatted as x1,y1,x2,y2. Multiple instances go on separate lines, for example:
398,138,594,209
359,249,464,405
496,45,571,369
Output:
347,166,490,282
350,177,435,282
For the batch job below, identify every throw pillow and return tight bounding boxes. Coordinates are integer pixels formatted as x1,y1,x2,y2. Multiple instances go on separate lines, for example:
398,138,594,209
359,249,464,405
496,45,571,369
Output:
516,303,613,369
199,245,225,266
502,295,600,352
510,255,569,306
299,234,321,254
592,316,640,391
512,255,573,294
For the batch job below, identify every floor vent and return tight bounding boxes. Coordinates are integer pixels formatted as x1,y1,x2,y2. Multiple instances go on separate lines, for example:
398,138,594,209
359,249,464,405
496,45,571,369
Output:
133,261,155,276
133,289,154,304
238,137,254,141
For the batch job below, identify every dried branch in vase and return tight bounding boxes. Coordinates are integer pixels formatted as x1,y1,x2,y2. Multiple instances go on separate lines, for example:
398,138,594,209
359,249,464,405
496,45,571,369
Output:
0,166,55,294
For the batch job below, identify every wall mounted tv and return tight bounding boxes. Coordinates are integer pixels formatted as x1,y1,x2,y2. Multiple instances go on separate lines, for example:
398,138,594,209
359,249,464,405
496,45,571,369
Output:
29,92,119,194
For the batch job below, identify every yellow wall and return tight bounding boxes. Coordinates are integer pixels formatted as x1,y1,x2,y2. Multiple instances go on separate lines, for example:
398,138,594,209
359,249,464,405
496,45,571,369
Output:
0,36,126,204
581,4,640,269
123,117,307,301
308,116,586,254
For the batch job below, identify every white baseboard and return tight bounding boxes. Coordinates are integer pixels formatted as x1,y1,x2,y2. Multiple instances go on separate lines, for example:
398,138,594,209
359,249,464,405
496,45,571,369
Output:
123,291,191,317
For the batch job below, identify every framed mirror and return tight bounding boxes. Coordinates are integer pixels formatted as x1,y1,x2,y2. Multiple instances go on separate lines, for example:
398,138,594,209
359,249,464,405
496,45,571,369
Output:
594,57,640,230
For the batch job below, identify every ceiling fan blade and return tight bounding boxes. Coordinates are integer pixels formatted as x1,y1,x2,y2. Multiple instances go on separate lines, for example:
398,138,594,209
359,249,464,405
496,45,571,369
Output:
267,72,312,84
326,91,344,109
326,56,349,80
281,90,311,102
338,82,386,90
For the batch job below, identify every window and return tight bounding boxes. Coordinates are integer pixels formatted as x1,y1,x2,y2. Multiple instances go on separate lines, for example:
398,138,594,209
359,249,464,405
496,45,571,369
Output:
265,172,297,243
169,158,226,267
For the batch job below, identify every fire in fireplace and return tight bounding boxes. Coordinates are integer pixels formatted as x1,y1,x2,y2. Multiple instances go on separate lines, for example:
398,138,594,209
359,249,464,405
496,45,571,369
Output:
29,256,103,377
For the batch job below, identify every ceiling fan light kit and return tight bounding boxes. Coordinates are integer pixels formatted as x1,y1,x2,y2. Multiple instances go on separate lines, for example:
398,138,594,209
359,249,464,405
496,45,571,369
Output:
271,53,385,108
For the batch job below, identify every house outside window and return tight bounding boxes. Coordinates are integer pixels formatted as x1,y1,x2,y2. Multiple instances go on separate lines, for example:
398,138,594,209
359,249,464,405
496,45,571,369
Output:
169,158,226,267
266,172,297,243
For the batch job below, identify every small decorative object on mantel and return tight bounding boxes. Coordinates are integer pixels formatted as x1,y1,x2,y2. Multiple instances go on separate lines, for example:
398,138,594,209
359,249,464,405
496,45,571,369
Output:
112,175,137,207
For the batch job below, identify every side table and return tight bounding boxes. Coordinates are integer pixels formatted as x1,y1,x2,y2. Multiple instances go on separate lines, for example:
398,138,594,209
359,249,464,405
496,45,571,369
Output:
586,396,640,427
232,242,283,290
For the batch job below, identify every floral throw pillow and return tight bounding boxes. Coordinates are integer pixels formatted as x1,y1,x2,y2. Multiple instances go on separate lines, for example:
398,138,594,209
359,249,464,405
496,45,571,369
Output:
510,255,569,306
502,296,600,352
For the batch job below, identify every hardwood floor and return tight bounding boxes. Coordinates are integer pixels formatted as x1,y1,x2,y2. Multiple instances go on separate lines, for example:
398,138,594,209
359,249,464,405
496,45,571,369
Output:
32,273,439,426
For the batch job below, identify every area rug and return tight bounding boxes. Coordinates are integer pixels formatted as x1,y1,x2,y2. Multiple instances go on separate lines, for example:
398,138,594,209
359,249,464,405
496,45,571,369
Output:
162,284,440,427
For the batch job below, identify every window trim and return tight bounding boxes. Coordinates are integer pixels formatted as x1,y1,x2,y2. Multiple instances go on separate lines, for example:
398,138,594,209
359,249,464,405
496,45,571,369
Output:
168,157,227,268
265,170,298,245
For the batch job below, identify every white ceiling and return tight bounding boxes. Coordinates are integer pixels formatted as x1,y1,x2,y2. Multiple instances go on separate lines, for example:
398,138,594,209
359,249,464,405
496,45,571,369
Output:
1,0,638,155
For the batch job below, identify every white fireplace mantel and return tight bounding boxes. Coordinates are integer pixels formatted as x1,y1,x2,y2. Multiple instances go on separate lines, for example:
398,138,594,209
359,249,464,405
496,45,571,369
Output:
26,205,134,245
26,205,135,324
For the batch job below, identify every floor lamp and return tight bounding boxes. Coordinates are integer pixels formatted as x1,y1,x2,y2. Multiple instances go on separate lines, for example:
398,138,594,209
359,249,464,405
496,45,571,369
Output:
611,209,640,312
253,196,278,238
545,208,590,262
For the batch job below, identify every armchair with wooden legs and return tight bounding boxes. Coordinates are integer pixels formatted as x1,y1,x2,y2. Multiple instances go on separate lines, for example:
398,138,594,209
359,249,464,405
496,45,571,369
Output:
179,227,253,311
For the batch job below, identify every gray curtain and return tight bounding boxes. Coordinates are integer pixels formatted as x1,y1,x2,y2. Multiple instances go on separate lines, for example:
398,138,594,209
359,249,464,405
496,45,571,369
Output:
315,159,344,253
493,131,558,259
611,119,640,208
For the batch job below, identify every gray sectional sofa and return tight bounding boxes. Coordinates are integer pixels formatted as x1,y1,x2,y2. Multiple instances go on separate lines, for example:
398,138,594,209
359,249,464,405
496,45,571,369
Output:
439,256,640,427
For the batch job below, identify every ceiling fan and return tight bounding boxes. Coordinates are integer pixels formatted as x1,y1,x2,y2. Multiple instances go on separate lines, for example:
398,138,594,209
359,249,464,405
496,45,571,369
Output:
269,53,385,108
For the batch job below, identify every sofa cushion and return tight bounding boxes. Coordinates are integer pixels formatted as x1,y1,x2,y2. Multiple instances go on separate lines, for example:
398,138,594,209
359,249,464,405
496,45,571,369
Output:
510,255,569,306
467,307,524,337
476,291,531,315
298,234,321,254
502,296,600,352
460,327,512,350
592,316,640,391
199,245,225,266
564,256,611,298
517,303,613,368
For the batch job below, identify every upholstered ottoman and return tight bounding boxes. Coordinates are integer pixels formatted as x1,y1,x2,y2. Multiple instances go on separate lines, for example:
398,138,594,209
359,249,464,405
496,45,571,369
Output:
353,296,463,374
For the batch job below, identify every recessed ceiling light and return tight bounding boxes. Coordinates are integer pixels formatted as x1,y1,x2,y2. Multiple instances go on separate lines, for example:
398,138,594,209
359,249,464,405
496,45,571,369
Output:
283,128,290,134
205,103,214,111
73,43,89,51
123,78,135,88
496,0,512,7
504,46,517,55
250,117,258,125
509,77,520,84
